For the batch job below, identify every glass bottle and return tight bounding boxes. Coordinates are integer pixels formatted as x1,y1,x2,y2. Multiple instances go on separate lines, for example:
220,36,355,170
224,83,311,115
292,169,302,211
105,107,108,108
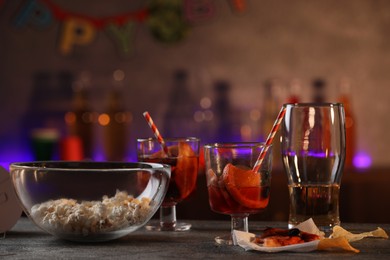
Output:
312,78,326,103
337,77,356,169
286,78,301,104
309,78,330,152
65,78,94,159
262,78,283,169
102,70,131,161
163,69,196,137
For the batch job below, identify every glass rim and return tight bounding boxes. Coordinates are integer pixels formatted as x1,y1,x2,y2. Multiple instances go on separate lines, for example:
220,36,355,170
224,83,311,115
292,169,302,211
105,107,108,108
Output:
9,161,171,172
137,137,200,142
203,142,270,149
283,102,344,108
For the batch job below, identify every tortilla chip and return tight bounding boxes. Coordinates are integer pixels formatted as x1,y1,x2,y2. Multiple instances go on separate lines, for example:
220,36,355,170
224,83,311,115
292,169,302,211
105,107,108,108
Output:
331,226,389,242
318,237,359,253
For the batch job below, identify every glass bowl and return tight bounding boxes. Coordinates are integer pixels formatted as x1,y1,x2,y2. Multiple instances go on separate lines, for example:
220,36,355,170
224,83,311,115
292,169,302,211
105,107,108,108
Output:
10,161,170,242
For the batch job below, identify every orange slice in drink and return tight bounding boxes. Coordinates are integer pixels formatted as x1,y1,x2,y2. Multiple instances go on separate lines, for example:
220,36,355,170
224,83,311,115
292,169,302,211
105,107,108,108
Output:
149,144,179,158
206,169,218,186
208,168,237,207
176,142,198,199
222,163,267,209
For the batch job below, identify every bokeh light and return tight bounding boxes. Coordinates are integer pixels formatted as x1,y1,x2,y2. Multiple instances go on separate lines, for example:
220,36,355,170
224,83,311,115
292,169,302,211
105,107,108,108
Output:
113,69,125,81
353,151,372,169
200,97,212,109
98,113,110,126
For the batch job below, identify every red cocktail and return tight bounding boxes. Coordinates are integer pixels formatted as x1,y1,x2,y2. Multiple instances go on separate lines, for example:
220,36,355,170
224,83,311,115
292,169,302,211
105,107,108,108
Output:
207,183,270,215
204,143,273,245
137,137,199,231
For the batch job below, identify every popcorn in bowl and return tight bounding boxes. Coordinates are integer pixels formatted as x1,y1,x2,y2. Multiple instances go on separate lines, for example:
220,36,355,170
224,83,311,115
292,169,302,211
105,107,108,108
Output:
31,190,152,237
10,161,171,242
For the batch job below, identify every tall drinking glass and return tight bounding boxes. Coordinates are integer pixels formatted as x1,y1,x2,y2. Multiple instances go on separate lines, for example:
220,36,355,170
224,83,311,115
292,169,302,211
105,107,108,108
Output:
204,142,273,245
137,137,199,231
281,103,346,232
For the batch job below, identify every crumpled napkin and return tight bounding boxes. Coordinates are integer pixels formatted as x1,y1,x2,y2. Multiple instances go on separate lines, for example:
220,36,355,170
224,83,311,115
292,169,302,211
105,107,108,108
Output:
232,218,388,253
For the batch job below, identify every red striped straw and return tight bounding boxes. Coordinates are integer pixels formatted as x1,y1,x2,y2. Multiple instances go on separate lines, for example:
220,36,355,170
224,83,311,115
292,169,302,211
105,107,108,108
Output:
142,111,170,156
253,106,287,172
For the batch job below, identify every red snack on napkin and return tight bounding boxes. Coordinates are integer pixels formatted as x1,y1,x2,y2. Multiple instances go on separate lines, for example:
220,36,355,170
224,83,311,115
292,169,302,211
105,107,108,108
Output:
252,227,320,247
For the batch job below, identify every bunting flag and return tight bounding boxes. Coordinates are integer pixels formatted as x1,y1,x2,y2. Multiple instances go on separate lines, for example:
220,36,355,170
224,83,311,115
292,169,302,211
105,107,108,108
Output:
11,0,246,57
184,0,216,24
228,0,247,14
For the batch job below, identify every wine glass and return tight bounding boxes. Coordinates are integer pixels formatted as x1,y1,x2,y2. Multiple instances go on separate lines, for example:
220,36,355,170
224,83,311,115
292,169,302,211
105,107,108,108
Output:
137,137,200,231
281,103,346,232
204,142,273,245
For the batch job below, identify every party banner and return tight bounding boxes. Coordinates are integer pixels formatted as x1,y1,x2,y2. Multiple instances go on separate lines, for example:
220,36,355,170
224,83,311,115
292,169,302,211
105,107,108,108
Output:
11,0,247,57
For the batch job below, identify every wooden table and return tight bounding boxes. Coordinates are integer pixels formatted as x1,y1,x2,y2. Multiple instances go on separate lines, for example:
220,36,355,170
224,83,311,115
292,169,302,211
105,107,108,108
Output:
1,217,389,259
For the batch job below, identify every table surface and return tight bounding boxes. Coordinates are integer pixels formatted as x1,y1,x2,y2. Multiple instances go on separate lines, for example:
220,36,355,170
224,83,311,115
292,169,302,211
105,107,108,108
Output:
1,217,389,259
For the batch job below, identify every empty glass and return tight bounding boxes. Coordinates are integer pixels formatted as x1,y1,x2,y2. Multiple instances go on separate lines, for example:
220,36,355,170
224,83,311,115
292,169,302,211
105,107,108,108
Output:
281,103,346,232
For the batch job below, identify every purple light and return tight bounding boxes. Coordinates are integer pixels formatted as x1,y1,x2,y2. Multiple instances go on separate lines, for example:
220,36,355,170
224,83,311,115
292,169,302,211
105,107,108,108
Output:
0,149,33,171
284,151,336,158
0,162,11,170
353,152,372,169
92,149,106,162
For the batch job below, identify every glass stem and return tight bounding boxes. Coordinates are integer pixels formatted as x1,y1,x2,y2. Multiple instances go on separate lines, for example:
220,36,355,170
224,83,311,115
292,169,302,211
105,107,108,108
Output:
231,215,248,233
160,205,177,229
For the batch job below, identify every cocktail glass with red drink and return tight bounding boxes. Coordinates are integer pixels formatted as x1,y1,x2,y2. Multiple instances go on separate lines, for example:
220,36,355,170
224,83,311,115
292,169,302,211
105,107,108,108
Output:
204,142,273,244
137,137,200,231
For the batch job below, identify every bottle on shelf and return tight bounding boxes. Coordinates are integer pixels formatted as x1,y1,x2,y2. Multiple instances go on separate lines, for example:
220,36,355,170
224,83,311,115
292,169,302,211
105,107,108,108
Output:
101,70,131,161
286,78,301,104
262,78,283,170
337,77,356,169
312,78,327,103
307,78,331,155
212,80,234,142
163,69,196,138
65,75,94,160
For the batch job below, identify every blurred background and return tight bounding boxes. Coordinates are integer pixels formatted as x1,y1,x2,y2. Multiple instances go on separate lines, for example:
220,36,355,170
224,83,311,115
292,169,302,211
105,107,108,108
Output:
1,0,389,222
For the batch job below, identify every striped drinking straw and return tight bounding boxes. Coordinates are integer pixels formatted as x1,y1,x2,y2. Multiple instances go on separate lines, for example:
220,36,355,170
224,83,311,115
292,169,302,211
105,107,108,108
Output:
142,111,170,156
253,106,287,172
